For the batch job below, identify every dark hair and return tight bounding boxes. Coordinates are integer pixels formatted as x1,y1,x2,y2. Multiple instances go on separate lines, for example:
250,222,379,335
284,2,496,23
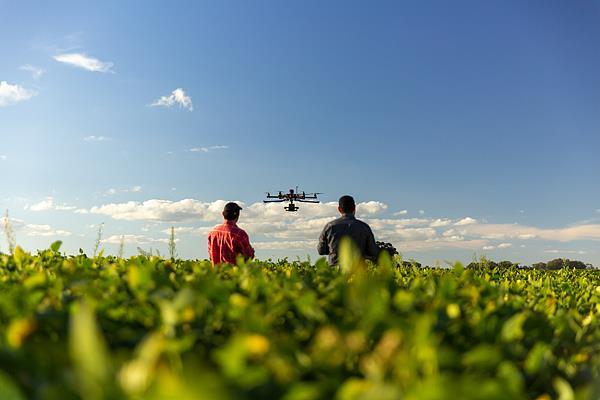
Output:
223,202,242,221
223,210,239,221
338,195,356,213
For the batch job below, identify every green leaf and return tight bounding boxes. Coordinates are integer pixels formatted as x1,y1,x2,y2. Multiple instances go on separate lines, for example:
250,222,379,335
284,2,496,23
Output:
524,343,552,374
501,312,528,342
0,371,25,400
553,377,574,400
50,240,62,252
13,246,25,268
497,361,525,397
453,262,465,275
69,301,111,399
462,344,503,370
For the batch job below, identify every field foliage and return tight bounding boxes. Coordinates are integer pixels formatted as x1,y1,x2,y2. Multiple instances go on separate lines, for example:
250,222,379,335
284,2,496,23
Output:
0,242,599,399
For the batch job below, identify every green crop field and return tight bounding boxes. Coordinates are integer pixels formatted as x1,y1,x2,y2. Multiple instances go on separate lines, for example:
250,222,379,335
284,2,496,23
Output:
0,242,598,400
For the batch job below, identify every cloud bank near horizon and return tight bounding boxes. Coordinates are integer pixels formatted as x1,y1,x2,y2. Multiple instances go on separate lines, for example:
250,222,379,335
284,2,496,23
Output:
76,198,600,252
5,196,599,259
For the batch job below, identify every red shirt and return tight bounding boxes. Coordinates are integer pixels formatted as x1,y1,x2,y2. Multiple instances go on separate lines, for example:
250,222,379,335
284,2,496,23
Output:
207,220,255,265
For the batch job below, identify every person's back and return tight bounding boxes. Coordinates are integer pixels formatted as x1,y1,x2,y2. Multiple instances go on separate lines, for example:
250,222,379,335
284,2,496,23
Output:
208,202,254,265
318,195,379,265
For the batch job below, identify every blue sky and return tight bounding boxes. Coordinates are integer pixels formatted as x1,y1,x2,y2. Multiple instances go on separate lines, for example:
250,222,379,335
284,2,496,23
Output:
1,1,600,265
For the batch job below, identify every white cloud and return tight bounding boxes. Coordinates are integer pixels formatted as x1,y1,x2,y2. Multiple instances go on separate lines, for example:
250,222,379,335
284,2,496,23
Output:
190,145,229,153
545,249,587,255
251,217,335,239
430,218,452,227
395,227,438,241
461,223,600,242
90,199,229,222
84,197,600,254
160,226,213,236
253,240,317,250
27,197,76,212
89,199,386,224
1,217,25,231
359,201,388,215
104,186,143,196
103,234,175,245
366,218,430,229
455,217,477,226
150,88,193,111
55,204,77,211
399,239,488,252
20,64,45,79
28,198,54,211
394,210,408,216
0,155,6,161
24,224,72,237
2,218,69,239
0,81,37,107
518,234,536,240
84,135,109,142
442,229,464,238
53,53,114,73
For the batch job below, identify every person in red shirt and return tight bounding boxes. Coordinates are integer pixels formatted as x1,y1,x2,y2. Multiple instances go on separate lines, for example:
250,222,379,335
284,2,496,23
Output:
207,202,255,265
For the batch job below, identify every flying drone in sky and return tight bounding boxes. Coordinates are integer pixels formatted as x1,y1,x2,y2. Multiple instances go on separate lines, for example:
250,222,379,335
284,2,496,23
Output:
264,187,321,212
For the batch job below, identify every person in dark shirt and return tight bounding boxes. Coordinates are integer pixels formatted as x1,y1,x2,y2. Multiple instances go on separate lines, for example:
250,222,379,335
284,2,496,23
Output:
317,195,380,265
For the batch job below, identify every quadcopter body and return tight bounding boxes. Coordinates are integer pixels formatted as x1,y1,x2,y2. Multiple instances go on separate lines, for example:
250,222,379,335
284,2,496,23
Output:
264,187,321,212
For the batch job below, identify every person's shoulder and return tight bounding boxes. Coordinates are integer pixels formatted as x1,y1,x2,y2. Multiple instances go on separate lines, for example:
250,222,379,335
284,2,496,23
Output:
355,218,373,229
208,223,227,234
324,217,344,228
231,224,248,236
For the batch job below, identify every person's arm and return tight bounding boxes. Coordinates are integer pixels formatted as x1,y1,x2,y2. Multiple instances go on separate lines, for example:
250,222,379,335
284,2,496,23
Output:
239,231,255,260
317,225,330,255
364,225,380,260
207,233,215,264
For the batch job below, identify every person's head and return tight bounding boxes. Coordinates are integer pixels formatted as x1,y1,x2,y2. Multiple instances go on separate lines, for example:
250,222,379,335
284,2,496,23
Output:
222,202,243,222
338,195,356,215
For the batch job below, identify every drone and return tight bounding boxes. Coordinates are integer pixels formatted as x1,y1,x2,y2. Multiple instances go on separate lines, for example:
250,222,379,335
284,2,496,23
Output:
264,187,321,212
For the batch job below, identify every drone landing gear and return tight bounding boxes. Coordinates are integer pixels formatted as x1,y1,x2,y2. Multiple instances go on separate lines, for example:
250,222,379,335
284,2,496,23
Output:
285,204,299,212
